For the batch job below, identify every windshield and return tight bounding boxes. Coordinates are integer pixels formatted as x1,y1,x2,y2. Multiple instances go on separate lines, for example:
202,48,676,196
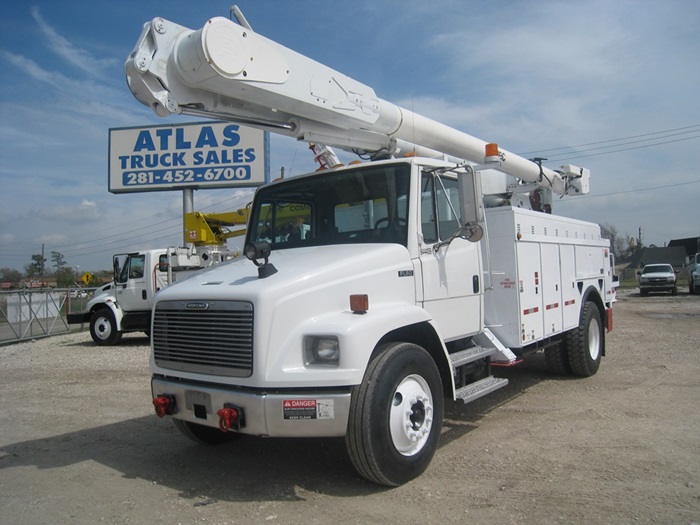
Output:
248,163,411,249
642,264,673,274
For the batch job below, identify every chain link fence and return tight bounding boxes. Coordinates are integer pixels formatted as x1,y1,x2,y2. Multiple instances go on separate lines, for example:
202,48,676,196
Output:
0,288,97,344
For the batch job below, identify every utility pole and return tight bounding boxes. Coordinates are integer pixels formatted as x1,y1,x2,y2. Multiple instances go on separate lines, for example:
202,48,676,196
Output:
638,227,643,248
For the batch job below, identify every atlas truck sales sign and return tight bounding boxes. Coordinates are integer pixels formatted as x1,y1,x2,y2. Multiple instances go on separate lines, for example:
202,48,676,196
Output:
109,122,268,193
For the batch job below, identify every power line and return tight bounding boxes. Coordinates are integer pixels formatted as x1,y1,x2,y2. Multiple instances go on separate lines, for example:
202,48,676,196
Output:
543,134,700,163
566,179,700,200
519,124,700,155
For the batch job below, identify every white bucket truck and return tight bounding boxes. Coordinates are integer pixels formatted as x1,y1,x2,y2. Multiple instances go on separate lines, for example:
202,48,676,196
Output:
125,11,616,485
67,245,232,345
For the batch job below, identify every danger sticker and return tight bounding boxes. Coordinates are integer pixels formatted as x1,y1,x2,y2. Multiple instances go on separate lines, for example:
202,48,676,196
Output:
283,399,334,420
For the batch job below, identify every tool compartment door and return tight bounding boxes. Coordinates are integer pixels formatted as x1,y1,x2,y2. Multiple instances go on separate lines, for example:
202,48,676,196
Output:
540,243,563,335
516,242,543,344
560,244,579,331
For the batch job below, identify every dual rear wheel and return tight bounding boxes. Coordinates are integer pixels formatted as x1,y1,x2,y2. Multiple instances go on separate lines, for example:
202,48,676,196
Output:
545,301,603,377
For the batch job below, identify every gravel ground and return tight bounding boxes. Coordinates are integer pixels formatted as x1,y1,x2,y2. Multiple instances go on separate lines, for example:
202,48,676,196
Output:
1,289,699,525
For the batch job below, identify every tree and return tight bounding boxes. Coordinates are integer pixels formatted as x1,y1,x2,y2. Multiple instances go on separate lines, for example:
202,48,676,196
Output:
600,223,629,260
0,267,23,283
51,251,67,273
25,254,47,279
600,223,643,261
55,267,75,288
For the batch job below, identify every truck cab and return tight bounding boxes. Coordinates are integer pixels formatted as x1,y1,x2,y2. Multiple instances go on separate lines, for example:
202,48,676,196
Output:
68,250,170,345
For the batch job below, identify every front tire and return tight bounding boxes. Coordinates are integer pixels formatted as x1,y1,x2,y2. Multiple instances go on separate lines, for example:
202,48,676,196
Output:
89,309,122,346
565,301,603,377
346,342,444,486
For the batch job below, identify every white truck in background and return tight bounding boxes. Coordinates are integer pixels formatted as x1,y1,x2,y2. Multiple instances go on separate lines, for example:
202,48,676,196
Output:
67,209,248,345
124,11,616,486
67,246,227,345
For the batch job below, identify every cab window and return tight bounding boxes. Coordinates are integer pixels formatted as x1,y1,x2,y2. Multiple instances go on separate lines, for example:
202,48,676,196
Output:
421,172,461,243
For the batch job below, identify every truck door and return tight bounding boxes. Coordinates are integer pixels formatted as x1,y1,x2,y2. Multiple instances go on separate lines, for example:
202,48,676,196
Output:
418,172,482,340
113,253,149,312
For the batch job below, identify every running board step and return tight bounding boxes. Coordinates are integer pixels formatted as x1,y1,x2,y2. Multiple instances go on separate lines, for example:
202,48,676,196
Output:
455,376,509,404
449,346,497,368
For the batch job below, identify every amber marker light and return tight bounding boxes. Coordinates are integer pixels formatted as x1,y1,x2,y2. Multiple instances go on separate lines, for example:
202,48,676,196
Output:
485,143,500,163
350,294,369,314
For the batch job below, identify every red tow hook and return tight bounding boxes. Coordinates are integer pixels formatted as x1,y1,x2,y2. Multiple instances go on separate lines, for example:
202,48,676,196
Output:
153,395,176,417
216,407,239,432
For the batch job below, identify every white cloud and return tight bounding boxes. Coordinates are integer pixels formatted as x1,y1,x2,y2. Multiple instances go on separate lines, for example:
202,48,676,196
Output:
39,233,69,245
30,199,100,224
30,6,119,75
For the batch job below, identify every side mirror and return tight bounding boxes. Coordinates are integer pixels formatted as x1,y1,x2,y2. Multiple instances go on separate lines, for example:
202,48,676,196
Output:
245,241,277,279
458,167,484,243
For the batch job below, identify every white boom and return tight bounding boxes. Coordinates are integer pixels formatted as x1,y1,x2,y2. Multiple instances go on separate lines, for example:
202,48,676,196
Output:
125,14,589,196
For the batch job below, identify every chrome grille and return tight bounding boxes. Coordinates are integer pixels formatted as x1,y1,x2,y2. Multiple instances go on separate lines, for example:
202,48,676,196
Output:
153,300,253,377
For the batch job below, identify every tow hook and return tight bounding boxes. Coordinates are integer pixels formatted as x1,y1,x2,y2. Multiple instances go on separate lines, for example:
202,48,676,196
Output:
216,404,245,432
152,394,177,417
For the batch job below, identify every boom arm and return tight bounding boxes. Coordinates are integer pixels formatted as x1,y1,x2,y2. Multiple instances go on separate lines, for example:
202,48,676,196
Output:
184,209,249,246
126,14,588,196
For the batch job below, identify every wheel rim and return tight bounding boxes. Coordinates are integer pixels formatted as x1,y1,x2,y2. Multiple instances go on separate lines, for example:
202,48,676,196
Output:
587,317,601,360
389,374,434,456
95,316,112,340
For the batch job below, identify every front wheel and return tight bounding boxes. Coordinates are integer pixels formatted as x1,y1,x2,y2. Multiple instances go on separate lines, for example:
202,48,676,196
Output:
346,342,444,486
89,309,122,346
564,301,603,377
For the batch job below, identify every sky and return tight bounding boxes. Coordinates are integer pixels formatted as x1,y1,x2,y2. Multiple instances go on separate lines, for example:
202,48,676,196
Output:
1,0,699,274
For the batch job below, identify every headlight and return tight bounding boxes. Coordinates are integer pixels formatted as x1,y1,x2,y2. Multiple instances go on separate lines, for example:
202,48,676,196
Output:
304,336,340,366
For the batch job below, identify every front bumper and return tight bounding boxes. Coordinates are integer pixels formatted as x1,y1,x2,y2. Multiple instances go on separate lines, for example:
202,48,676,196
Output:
151,376,352,438
67,312,91,324
640,281,676,292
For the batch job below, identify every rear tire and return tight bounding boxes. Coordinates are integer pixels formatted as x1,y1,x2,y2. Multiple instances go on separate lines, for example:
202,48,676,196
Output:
346,342,444,486
173,419,239,445
544,344,571,375
89,309,122,346
565,301,603,377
